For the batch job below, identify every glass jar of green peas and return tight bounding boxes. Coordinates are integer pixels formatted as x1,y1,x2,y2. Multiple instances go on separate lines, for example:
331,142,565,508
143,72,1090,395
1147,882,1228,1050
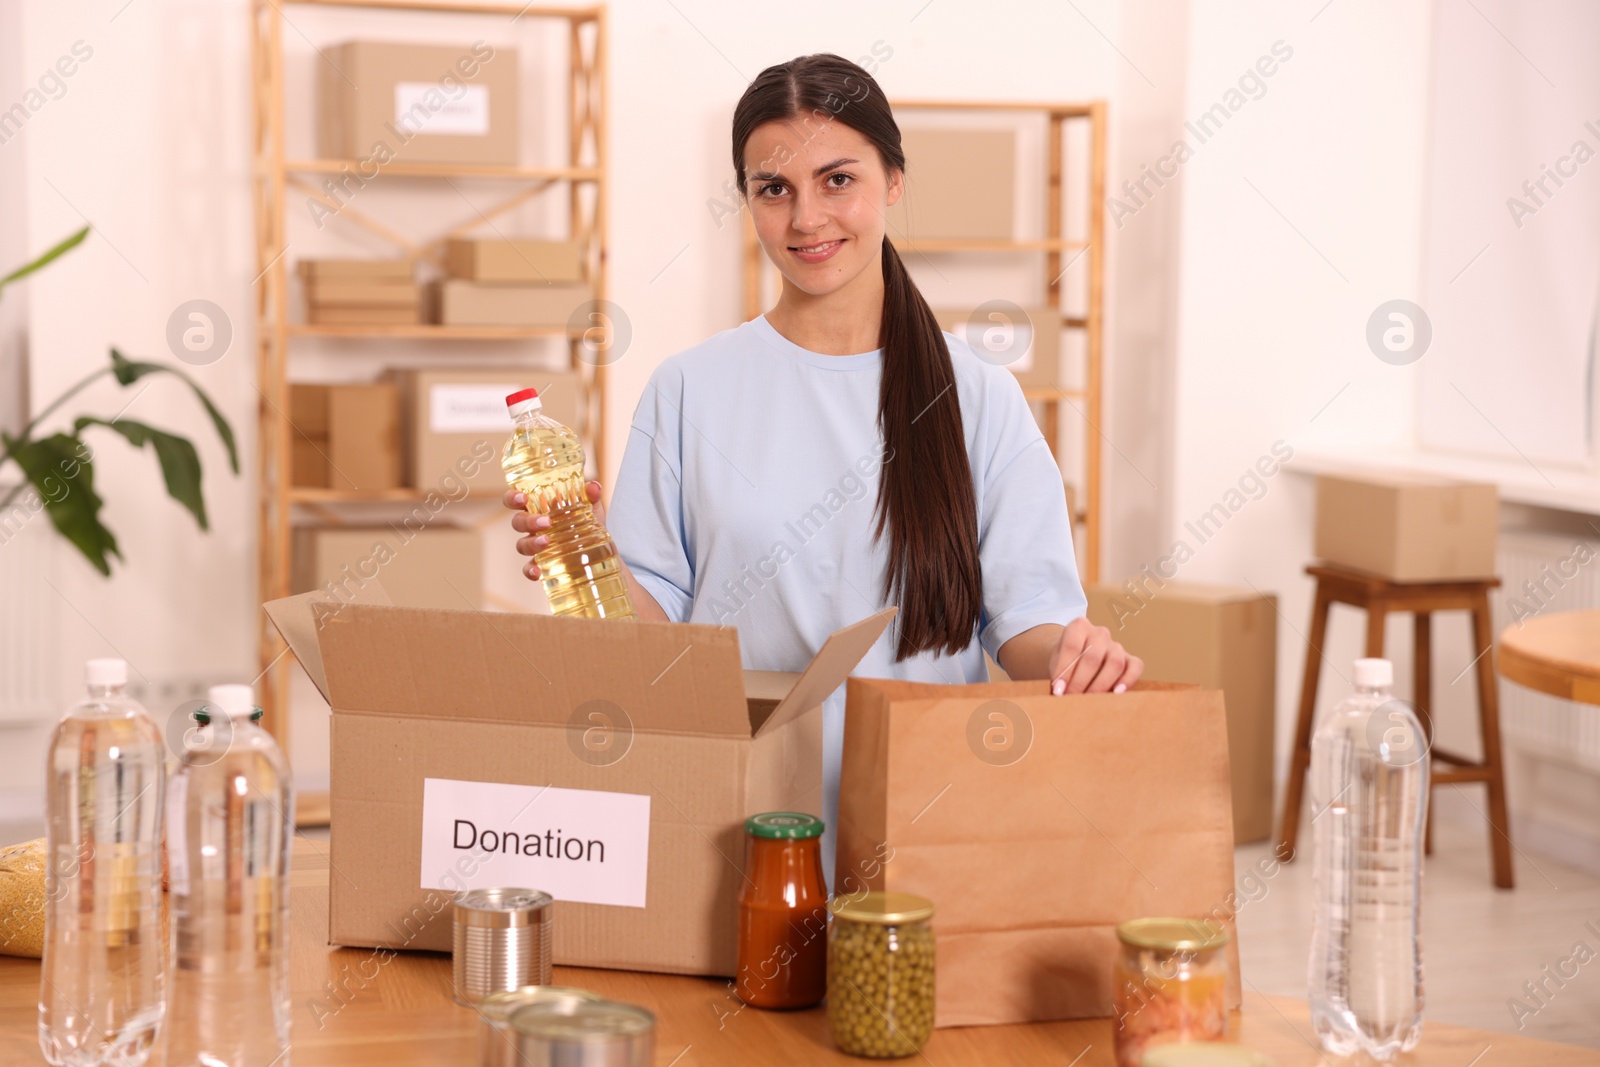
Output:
826,892,936,1058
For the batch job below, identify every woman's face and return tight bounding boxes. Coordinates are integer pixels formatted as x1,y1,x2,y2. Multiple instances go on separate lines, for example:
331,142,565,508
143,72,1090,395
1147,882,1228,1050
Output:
742,117,904,299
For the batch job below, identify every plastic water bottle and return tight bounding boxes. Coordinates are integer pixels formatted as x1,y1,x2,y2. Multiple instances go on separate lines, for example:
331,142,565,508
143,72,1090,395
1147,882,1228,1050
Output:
502,386,636,619
1308,657,1429,1059
165,684,294,1067
40,658,166,1066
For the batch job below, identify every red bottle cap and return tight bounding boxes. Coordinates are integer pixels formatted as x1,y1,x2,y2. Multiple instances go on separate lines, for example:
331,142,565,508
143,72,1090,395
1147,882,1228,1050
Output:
505,387,540,407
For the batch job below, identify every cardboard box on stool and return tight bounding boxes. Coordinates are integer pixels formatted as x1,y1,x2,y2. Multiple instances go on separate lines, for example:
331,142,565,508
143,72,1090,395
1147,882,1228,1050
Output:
264,592,893,974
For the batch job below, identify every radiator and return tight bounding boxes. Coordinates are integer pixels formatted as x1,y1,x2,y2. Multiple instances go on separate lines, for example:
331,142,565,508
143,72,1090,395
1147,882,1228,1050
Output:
0,486,58,725
1494,528,1600,772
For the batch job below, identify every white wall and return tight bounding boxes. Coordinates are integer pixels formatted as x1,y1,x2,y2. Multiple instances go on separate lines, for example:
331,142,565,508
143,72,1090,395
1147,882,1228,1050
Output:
2,0,1131,804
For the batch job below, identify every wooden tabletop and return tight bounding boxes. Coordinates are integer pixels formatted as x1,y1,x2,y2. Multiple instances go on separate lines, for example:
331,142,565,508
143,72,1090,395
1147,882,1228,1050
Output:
2,838,1596,1065
1500,610,1600,706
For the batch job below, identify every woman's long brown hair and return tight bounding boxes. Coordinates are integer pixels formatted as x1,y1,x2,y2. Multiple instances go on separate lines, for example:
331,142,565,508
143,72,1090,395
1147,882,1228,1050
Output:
732,54,982,661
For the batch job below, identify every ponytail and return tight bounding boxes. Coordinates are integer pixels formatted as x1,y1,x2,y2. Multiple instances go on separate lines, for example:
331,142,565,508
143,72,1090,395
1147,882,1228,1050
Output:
875,241,983,659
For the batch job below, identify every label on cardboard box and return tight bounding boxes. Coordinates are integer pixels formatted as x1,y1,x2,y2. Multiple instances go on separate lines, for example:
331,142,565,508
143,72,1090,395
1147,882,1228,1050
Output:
394,82,490,136
419,777,650,908
429,383,522,433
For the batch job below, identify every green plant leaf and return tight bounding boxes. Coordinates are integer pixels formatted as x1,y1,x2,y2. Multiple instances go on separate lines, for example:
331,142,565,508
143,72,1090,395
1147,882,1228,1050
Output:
0,226,90,296
109,349,239,473
0,431,119,575
75,416,208,531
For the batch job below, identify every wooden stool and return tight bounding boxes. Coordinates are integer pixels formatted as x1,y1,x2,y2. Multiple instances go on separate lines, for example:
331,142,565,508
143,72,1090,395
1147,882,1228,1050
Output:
1276,564,1515,888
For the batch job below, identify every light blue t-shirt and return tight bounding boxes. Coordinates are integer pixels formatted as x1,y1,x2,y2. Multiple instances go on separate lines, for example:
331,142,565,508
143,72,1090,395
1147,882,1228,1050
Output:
607,314,1087,875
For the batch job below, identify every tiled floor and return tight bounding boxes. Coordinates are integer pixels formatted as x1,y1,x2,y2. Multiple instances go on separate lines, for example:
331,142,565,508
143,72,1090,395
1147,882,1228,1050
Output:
1236,814,1600,1049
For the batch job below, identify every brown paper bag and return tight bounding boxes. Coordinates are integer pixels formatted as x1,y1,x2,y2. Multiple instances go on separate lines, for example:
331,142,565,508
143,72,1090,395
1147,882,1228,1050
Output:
836,677,1241,1028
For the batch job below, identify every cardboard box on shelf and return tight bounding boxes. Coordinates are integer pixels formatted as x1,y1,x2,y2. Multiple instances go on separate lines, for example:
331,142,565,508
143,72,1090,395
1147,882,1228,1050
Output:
305,280,420,308
288,384,401,491
434,280,593,328
263,592,895,973
297,259,414,282
307,306,422,327
1314,472,1498,581
388,368,583,495
935,306,1063,388
316,41,519,167
836,677,1239,1027
291,527,483,610
444,239,584,284
885,128,1016,242
1085,581,1277,844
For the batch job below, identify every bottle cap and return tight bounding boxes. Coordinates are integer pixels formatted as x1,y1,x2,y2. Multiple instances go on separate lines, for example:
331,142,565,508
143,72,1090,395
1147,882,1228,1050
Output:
506,387,542,418
744,812,824,839
1353,658,1393,689
85,658,127,687
206,684,258,720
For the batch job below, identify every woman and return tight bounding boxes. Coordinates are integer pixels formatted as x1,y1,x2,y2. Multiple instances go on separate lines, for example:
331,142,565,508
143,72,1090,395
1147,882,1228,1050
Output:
505,53,1142,864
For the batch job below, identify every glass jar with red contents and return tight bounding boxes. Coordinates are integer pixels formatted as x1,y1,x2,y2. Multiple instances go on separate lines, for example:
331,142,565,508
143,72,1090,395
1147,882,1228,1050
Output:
735,812,828,1009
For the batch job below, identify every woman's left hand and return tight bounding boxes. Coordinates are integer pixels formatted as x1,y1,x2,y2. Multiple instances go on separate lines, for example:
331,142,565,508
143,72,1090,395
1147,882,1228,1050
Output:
1049,616,1143,695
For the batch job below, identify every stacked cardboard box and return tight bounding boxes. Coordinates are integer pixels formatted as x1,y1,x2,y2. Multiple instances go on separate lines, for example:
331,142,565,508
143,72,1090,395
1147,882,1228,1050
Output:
386,368,583,494
299,259,420,326
1085,581,1278,844
435,238,591,327
289,383,401,491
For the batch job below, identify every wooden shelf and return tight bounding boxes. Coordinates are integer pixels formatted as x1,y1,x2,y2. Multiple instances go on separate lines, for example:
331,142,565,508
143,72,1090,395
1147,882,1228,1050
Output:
891,98,1097,118
1021,386,1087,401
284,159,601,182
892,237,1086,253
289,487,505,504
288,323,576,340
280,0,600,18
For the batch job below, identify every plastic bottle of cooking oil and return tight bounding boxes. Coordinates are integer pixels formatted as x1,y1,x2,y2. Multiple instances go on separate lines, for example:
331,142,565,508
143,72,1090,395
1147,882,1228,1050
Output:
503,387,635,620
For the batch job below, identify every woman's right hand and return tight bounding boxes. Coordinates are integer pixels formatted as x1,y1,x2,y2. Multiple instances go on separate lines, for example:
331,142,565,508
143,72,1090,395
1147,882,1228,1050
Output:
504,480,609,582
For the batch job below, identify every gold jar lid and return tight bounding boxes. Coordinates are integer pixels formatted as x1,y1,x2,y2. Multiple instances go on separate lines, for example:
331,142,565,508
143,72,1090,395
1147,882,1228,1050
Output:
829,891,935,925
1116,917,1229,952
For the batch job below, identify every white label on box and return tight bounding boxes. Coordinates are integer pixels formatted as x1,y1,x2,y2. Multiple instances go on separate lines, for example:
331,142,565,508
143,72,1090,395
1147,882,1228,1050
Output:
394,82,490,136
429,383,522,434
419,778,650,908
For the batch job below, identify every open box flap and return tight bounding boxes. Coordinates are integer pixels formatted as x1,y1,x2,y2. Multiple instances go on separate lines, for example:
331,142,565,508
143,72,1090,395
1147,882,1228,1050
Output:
262,583,393,702
312,603,756,737
754,607,897,739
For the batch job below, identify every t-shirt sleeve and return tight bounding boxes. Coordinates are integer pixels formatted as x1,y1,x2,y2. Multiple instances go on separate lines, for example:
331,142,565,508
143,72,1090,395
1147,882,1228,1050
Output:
607,362,695,623
974,367,1088,661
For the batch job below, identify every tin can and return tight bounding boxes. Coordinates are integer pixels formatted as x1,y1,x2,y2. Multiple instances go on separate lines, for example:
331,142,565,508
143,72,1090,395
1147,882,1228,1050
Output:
509,998,655,1067
476,986,600,1067
452,887,555,1006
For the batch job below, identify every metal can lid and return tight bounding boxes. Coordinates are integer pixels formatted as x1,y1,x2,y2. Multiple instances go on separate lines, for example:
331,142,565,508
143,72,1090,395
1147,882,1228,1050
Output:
744,812,824,839
477,986,600,1026
828,891,935,925
453,887,554,927
509,998,656,1042
1140,1043,1274,1067
1116,916,1229,952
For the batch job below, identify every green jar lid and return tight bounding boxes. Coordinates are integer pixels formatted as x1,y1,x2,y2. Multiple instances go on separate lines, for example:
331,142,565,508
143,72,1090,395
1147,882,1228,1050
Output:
1140,1043,1274,1067
744,812,824,839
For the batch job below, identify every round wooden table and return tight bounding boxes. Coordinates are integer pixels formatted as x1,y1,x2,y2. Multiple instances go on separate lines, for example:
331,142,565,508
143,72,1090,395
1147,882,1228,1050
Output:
1499,610,1600,705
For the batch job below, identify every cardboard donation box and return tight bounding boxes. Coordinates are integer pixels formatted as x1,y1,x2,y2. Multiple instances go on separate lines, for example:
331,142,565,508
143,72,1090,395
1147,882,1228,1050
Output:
445,239,585,284
1085,582,1277,844
935,307,1063,388
317,41,519,166
289,383,401,491
836,678,1240,1028
388,368,583,494
297,259,420,326
264,598,895,974
885,128,1016,242
292,527,482,610
1314,472,1498,581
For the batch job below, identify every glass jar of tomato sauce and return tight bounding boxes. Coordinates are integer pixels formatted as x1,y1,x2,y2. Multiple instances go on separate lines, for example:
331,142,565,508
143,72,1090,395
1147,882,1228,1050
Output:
1113,917,1229,1067
735,812,828,1009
